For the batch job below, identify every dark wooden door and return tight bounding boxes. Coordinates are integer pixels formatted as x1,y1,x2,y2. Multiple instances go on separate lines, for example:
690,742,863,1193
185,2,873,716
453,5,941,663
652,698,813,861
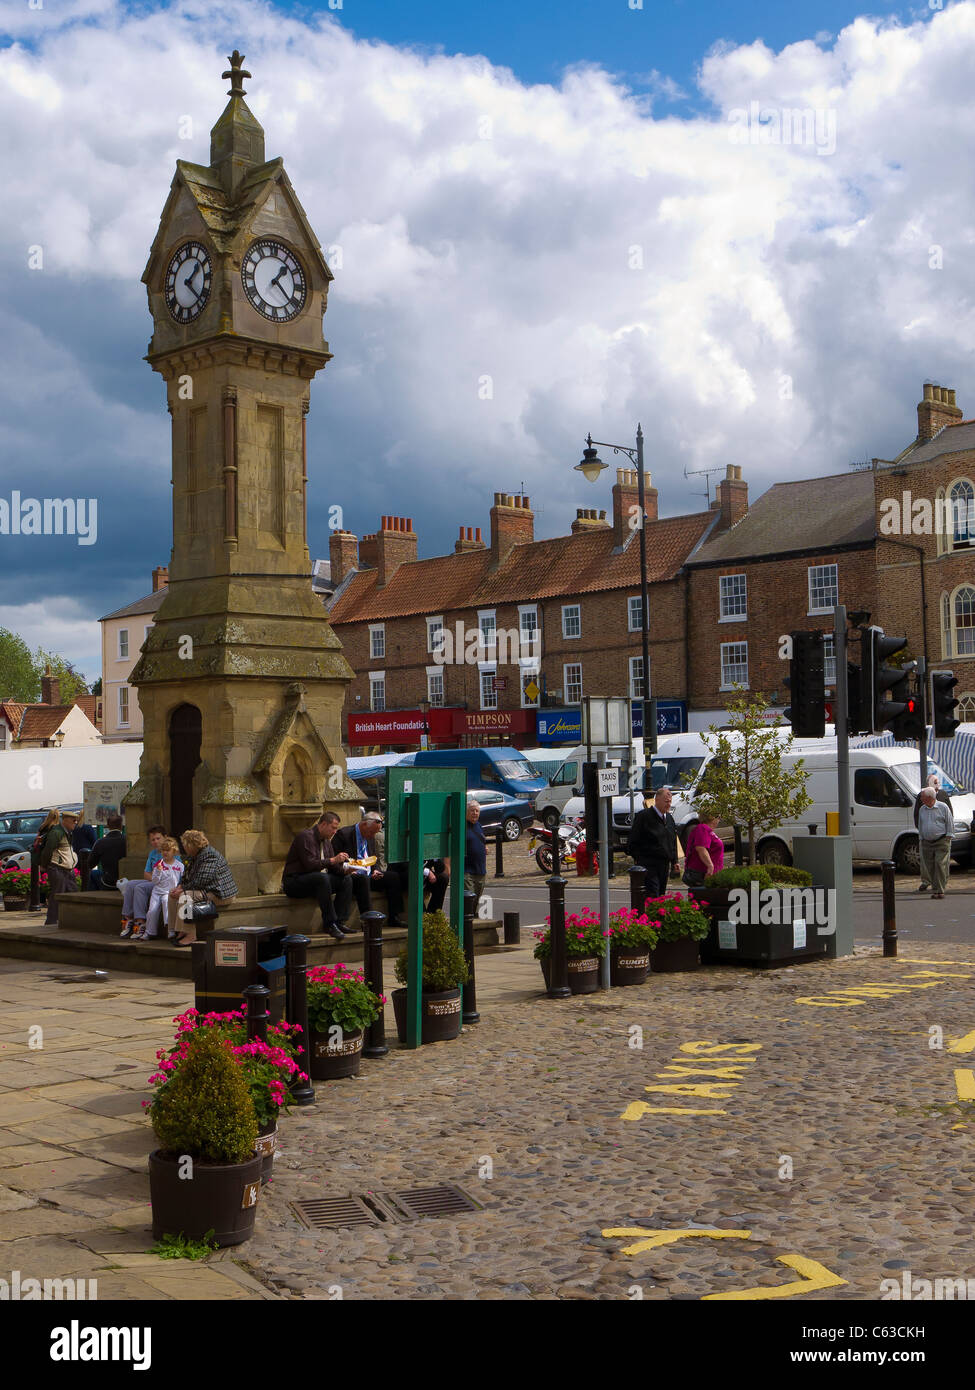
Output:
169,703,202,840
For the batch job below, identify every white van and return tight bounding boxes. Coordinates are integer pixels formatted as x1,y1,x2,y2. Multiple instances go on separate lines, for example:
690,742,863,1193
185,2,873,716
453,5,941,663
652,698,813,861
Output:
534,743,641,830
560,733,975,870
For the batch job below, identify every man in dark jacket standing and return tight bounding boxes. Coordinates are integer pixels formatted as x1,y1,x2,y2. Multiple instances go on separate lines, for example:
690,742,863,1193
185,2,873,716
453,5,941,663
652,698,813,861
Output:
282,811,354,938
627,787,680,897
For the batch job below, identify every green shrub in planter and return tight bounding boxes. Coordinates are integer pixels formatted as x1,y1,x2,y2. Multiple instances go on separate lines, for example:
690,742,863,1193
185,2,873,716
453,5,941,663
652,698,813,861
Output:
644,893,710,942
703,865,772,892
764,865,813,887
394,911,469,992
150,1030,258,1164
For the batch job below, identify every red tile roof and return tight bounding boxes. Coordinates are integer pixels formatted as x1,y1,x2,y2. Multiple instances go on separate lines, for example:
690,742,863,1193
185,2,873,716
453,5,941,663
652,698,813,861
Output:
0,698,101,741
72,695,101,729
329,512,714,624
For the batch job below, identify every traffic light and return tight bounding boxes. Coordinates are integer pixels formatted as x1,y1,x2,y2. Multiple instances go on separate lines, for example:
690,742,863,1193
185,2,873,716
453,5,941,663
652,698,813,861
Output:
931,670,960,739
845,662,863,736
783,630,826,737
889,664,925,741
860,626,909,734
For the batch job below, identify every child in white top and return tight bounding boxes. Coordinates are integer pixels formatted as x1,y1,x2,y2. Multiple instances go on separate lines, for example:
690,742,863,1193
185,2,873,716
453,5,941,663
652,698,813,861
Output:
135,838,184,941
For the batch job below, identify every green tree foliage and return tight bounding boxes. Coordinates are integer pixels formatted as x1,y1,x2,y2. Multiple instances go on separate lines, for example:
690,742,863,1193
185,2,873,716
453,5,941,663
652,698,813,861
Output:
150,1030,258,1165
37,652,90,702
394,910,469,991
0,627,41,701
697,688,813,863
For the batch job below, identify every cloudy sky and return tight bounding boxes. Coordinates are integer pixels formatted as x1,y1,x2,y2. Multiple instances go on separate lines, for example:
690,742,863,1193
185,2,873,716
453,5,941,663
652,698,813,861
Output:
1,0,973,683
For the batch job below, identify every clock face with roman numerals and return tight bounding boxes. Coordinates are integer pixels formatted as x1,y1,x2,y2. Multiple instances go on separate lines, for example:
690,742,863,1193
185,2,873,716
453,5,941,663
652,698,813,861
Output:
241,239,307,322
164,241,212,324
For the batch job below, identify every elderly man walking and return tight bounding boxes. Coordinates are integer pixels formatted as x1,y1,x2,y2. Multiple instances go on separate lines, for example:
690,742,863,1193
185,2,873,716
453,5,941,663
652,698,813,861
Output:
627,787,680,898
917,787,954,899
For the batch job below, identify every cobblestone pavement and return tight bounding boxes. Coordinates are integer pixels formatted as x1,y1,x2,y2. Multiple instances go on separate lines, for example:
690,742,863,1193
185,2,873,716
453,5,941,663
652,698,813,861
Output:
2,943,974,1302
244,942,975,1301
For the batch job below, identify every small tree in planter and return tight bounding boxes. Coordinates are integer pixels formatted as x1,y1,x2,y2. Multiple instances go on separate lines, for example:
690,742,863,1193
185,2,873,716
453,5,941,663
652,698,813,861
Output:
392,911,469,1044
643,893,710,972
697,688,812,866
149,1007,305,1184
532,909,607,994
147,1030,262,1248
306,964,385,1079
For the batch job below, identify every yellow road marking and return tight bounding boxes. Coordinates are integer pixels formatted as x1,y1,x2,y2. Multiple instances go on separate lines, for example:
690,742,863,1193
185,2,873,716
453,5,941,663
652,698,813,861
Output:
702,1253,847,1301
953,1069,975,1102
602,1227,749,1256
621,1102,727,1119
947,1030,975,1054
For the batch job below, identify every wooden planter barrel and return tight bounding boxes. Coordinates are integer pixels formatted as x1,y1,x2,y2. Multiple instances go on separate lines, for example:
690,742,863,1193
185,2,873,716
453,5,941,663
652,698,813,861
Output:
148,1149,262,1247
254,1123,277,1185
650,937,701,973
539,956,602,994
610,947,651,986
309,1027,364,1079
391,988,462,1044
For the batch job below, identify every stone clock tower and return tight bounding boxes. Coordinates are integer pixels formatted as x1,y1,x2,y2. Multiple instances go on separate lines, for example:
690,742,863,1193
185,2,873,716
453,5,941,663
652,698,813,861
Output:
127,52,358,895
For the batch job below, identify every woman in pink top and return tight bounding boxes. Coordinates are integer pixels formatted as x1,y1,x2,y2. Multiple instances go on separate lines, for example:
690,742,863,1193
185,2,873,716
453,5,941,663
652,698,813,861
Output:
684,813,724,884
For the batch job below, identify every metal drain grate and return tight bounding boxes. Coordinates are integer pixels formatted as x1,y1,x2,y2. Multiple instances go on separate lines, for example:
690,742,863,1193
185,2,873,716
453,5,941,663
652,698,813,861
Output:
291,1195,390,1230
382,1184,482,1221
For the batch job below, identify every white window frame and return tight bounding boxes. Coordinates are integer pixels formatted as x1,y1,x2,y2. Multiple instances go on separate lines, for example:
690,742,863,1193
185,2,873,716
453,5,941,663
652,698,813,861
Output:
0,720,7,751
807,563,838,616
628,655,645,699
426,666,444,707
426,615,444,655
519,658,541,709
823,632,837,687
718,573,747,621
118,685,130,727
948,478,975,550
720,642,749,691
369,672,386,712
479,663,498,710
117,629,129,660
477,609,497,653
563,661,583,704
518,604,539,655
562,604,581,639
950,584,975,659
369,624,386,661
627,596,643,632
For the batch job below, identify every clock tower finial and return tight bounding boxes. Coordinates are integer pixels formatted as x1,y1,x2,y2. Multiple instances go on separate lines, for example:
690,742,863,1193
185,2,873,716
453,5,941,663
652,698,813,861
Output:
222,49,250,97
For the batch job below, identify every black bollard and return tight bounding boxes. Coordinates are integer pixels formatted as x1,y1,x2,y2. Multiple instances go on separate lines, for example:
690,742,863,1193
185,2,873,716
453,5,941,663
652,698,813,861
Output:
243,983,270,1044
546,872,570,998
283,934,315,1105
629,864,647,913
361,911,389,1057
494,831,504,879
503,911,521,945
28,862,42,912
462,890,480,1024
881,859,897,958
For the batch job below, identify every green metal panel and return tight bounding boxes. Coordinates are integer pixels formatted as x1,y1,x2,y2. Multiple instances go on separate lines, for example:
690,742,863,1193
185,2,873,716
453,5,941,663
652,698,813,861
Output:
387,766,467,1048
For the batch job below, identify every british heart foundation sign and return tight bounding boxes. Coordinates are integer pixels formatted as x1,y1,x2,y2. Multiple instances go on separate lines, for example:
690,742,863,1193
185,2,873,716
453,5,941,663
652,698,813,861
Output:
347,711,427,745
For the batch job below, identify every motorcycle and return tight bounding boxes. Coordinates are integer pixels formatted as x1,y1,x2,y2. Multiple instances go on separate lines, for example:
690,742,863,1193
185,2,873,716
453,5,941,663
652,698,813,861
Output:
530,821,586,874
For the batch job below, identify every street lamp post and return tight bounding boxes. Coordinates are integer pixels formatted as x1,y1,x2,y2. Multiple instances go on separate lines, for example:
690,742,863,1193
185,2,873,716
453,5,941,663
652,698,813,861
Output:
576,425,656,756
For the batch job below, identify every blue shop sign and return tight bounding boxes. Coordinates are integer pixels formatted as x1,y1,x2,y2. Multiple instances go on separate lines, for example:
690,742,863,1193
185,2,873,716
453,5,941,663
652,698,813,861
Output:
536,709,582,744
632,700,686,737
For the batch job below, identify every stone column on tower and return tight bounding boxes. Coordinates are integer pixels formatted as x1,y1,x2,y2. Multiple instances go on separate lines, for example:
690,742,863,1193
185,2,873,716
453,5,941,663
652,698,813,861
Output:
124,52,357,894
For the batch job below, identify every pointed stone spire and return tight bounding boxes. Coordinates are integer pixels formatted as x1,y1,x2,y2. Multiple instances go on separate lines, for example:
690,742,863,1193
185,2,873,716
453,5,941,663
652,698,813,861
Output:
210,50,265,196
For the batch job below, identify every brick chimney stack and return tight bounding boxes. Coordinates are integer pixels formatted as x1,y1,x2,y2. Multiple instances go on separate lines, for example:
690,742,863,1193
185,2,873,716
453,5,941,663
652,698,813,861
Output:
716,464,748,531
612,468,658,547
917,382,962,442
571,507,610,534
40,666,61,706
329,530,359,587
454,525,486,554
489,494,534,566
152,566,169,592
376,515,418,587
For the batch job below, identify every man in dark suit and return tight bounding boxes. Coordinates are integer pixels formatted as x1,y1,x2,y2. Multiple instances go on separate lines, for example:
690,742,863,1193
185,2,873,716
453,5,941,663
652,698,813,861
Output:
331,813,406,928
627,787,680,898
282,811,355,938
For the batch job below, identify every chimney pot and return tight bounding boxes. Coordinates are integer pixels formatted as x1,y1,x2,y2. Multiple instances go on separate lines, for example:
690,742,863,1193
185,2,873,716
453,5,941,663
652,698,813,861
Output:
476,527,482,541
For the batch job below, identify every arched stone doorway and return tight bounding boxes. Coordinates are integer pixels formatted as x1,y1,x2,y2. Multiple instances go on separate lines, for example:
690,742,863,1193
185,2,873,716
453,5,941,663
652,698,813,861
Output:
169,703,202,839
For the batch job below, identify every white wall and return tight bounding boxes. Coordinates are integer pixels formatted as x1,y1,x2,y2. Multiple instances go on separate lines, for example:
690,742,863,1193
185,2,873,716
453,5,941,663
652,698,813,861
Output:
0,744,144,811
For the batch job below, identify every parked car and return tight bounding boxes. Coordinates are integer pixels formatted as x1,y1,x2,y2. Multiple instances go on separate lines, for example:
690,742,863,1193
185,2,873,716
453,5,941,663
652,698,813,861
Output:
398,747,547,801
467,789,535,841
0,806,83,857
